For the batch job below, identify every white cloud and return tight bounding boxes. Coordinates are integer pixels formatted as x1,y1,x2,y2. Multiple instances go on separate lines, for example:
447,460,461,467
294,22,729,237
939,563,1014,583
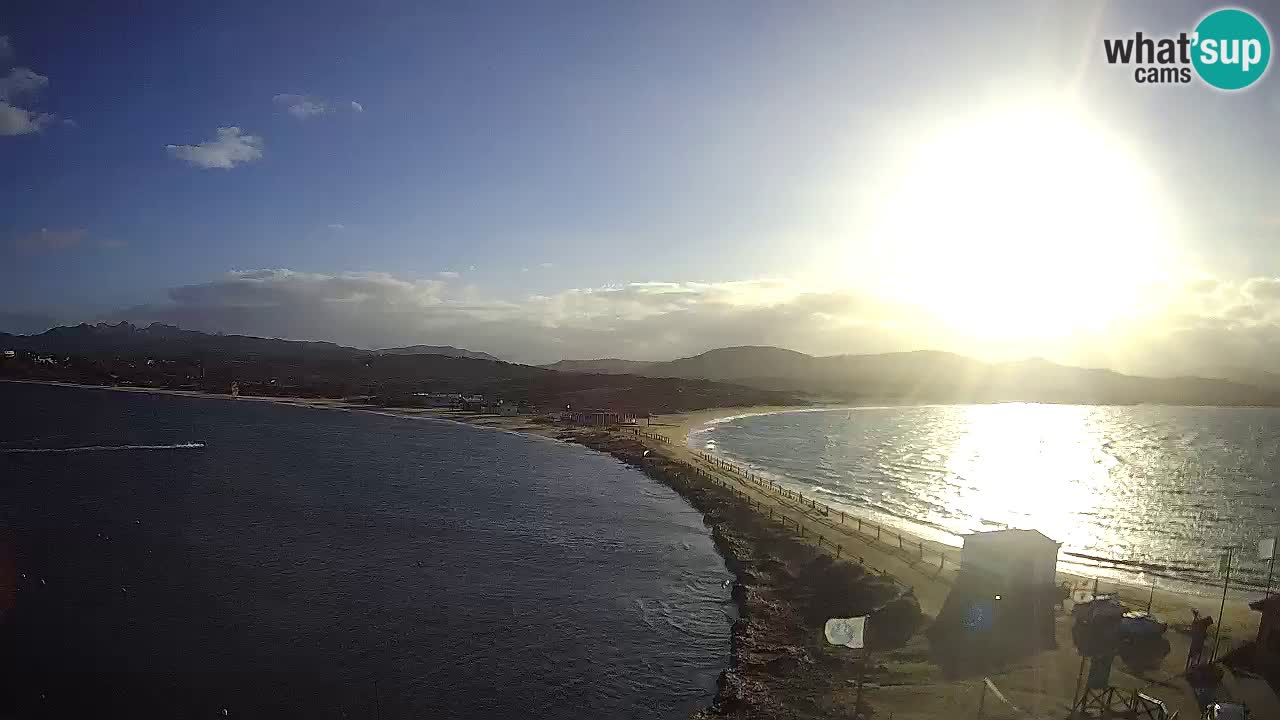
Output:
0,101,55,135
95,269,1280,371
166,127,263,169
273,93,328,118
0,66,59,135
111,270,945,363
327,223,346,231
274,94,364,119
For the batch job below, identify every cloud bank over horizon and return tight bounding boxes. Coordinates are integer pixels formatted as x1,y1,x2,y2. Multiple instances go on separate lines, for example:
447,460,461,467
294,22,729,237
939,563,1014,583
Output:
2,267,1274,375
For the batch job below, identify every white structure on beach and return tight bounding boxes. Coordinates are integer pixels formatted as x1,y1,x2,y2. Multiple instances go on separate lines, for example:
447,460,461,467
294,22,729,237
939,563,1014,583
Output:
960,528,1061,591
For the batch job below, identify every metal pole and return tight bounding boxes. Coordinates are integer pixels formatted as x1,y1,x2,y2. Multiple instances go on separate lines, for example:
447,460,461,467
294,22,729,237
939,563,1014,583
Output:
1267,549,1276,600
1146,579,1156,613
1213,546,1232,662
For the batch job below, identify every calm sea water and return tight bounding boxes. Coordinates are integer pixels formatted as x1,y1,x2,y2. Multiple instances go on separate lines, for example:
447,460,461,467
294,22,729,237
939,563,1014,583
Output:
0,382,733,719
692,404,1280,593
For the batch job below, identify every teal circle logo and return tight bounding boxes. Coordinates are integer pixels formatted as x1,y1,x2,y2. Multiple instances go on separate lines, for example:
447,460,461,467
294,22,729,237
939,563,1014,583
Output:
1192,8,1271,90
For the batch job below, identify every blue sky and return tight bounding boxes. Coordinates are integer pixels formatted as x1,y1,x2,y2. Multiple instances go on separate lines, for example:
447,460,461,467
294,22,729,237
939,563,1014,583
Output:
3,1,1280,369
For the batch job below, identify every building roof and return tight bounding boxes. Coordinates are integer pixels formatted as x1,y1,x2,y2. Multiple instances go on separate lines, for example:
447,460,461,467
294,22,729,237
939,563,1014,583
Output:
962,528,1061,548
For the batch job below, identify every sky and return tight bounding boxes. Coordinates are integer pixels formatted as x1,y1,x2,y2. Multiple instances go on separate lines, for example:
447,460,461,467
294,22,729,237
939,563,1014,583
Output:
3,1,1280,372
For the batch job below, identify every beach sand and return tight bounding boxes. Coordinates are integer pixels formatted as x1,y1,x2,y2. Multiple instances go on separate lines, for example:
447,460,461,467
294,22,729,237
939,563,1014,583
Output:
642,403,1279,719
10,380,1277,718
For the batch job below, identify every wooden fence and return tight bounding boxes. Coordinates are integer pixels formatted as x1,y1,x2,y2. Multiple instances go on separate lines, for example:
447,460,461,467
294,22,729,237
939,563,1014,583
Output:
684,449,961,576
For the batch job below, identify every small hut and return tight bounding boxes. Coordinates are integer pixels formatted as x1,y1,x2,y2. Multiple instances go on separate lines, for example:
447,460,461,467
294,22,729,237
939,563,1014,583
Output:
929,528,1062,667
959,528,1061,596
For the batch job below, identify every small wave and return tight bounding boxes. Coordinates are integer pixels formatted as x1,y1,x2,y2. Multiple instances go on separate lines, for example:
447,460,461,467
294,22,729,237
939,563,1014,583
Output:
2,442,205,454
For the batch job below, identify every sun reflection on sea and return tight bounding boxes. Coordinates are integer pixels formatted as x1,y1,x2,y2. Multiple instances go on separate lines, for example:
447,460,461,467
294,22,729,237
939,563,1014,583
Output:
942,404,1115,552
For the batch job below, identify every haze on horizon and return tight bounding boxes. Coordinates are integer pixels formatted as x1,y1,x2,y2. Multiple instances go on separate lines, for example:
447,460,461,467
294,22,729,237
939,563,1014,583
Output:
3,1,1278,374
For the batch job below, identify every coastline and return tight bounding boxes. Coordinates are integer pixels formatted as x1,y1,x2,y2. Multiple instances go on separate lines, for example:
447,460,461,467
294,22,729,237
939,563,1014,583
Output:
672,405,1268,615
8,379,1276,717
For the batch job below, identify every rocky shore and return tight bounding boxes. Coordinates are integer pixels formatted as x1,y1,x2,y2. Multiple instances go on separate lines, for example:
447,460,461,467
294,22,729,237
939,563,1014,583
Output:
562,429,922,719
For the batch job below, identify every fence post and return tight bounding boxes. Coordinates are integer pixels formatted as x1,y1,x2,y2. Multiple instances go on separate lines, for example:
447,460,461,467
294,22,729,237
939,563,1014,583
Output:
898,534,903,550
877,524,881,541
918,541,924,559
840,511,845,524
837,544,842,558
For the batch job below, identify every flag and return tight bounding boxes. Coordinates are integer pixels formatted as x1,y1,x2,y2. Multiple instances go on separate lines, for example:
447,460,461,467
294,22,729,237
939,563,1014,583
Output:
824,616,867,649
1261,537,1276,561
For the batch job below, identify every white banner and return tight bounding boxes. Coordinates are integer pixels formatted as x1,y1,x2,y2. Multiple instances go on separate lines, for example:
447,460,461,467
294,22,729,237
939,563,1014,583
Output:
824,616,866,649
1261,537,1276,561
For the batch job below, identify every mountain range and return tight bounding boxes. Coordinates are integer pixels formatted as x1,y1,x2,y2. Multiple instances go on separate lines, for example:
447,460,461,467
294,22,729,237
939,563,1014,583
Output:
545,346,1280,406
0,323,800,412
5,324,1280,407
0,322,500,362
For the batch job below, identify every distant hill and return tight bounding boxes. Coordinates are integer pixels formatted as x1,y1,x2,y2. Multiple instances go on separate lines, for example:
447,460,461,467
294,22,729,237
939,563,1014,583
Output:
0,323,803,413
1195,365,1280,392
541,358,654,374
550,346,1280,406
378,345,501,362
0,322,499,362
0,322,354,358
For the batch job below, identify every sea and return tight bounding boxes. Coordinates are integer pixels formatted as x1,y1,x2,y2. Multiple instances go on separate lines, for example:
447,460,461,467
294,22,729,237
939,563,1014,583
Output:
692,404,1280,595
0,382,734,719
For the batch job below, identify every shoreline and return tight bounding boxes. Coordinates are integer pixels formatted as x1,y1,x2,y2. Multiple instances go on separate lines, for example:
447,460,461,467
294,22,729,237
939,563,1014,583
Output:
8,379,1276,717
10,379,1268,628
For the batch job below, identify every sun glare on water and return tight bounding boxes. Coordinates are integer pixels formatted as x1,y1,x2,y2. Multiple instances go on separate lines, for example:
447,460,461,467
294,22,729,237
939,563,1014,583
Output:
871,101,1177,342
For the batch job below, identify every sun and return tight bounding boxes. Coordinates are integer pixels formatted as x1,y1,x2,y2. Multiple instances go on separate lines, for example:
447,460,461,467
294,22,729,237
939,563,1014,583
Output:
868,100,1177,342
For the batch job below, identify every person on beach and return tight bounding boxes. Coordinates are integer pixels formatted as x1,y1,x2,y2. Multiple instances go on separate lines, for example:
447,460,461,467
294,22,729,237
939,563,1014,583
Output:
1186,609,1213,671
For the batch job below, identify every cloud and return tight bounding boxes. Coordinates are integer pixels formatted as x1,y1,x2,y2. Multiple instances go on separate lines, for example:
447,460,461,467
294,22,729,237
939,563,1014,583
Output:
109,270,950,364
273,93,328,118
166,127,263,169
0,36,11,61
13,228,85,254
274,94,364,119
0,102,55,135
0,66,59,136
326,223,346,231
72,267,1280,372
0,67,48,100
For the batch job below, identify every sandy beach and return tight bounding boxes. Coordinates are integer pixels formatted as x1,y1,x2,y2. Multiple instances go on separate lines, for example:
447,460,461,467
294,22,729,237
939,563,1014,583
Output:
11,379,1278,718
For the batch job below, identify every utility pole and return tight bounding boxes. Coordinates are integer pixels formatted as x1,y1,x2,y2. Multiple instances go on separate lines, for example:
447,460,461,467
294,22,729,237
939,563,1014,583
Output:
1266,537,1277,599
1213,546,1233,662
